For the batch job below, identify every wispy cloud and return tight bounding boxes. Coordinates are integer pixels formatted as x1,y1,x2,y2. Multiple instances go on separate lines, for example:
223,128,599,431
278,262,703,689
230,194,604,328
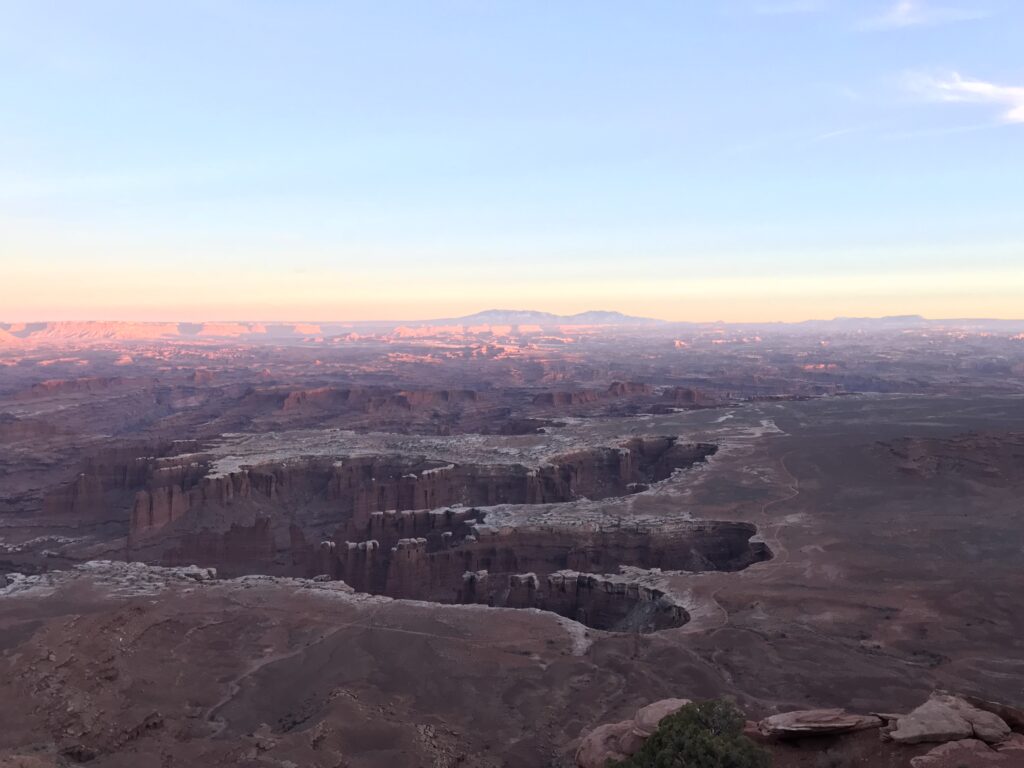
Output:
881,122,998,141
862,0,988,29
811,125,873,142
907,72,1024,124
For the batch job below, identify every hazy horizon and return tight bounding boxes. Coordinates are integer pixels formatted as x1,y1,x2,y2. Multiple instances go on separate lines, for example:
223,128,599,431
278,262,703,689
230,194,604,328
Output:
4,308,1024,327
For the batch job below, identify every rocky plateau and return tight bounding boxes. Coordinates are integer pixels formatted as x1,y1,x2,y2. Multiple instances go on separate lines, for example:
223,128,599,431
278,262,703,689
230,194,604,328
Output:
2,318,1024,766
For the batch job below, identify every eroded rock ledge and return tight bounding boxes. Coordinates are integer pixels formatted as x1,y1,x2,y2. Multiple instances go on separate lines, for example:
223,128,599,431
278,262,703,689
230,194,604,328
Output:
312,517,766,632
31,436,773,633
576,693,1024,768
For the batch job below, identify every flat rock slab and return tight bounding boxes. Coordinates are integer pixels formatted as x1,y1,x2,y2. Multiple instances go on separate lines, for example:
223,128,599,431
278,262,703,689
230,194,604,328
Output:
758,708,882,738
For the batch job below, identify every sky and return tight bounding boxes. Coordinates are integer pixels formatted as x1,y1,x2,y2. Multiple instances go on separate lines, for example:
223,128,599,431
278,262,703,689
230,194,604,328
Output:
1,0,1022,322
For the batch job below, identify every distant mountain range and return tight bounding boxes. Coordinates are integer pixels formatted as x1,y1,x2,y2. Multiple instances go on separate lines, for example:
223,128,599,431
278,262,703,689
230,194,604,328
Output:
441,309,662,326
784,315,1024,332
793,314,929,329
2,312,1023,346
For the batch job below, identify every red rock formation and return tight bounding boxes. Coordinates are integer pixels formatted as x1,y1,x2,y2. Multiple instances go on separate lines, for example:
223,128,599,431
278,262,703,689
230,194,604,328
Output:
280,387,478,415
662,386,718,406
758,710,882,738
531,382,659,408
576,699,692,768
0,414,59,442
0,328,24,346
532,390,603,407
125,439,716,554
314,521,764,631
19,377,154,399
38,437,733,601
607,381,653,397
888,694,1012,745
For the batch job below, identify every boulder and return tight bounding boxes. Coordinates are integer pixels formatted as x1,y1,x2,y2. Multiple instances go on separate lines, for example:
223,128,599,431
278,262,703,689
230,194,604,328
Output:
575,720,632,768
996,733,1024,752
576,698,691,768
889,699,974,744
968,713,1015,745
619,698,691,753
890,694,1011,745
909,739,1007,767
633,698,692,737
962,694,1024,734
178,565,217,581
942,696,1014,744
942,696,1015,745
758,708,882,738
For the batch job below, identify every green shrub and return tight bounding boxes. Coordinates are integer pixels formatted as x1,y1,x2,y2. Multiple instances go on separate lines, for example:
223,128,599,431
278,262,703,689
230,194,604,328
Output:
611,700,771,768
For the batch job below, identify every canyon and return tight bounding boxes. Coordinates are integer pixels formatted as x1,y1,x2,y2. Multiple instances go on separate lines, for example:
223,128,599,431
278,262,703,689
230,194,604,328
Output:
2,316,1024,766
30,434,767,632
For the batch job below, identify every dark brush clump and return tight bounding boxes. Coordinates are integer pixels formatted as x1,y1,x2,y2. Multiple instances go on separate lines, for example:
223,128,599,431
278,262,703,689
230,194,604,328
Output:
612,700,770,768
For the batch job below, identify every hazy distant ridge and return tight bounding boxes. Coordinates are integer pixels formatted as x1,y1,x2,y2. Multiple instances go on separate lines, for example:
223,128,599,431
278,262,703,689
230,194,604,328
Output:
3,312,1024,347
440,309,662,326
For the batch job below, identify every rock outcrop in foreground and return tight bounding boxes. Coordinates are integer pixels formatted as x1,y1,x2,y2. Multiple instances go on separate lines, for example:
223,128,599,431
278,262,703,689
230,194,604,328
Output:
757,709,882,737
888,692,1013,745
576,693,1024,768
576,699,693,768
2,555,1024,767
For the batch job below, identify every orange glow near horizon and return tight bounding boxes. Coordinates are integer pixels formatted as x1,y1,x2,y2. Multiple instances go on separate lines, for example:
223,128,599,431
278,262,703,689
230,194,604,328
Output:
3,258,1023,323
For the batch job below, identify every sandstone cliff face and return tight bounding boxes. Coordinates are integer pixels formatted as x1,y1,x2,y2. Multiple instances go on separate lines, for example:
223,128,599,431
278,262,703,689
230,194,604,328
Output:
38,436,758,632
531,382,664,409
195,322,267,337
280,387,354,412
168,518,278,575
606,382,654,398
2,321,180,342
125,438,718,573
0,327,23,346
0,320,331,344
399,389,478,407
280,387,479,414
533,391,603,407
506,571,688,633
313,520,767,631
18,377,156,399
662,386,718,406
131,484,192,535
41,442,203,524
0,414,60,442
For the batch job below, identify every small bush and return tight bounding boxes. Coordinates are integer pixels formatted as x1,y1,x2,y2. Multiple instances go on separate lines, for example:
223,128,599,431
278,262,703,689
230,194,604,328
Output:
611,699,771,768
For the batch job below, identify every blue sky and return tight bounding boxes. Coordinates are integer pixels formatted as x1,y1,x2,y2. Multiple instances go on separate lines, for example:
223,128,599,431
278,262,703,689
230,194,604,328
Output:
1,0,1021,321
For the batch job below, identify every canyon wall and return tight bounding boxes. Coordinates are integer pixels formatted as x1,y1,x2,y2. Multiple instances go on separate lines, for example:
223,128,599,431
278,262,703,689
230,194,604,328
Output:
122,438,717,572
34,436,765,633
314,521,765,632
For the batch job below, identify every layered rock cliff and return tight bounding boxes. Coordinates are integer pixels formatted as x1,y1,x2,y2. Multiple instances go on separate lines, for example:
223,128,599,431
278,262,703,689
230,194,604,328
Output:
123,438,718,571
31,435,769,632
